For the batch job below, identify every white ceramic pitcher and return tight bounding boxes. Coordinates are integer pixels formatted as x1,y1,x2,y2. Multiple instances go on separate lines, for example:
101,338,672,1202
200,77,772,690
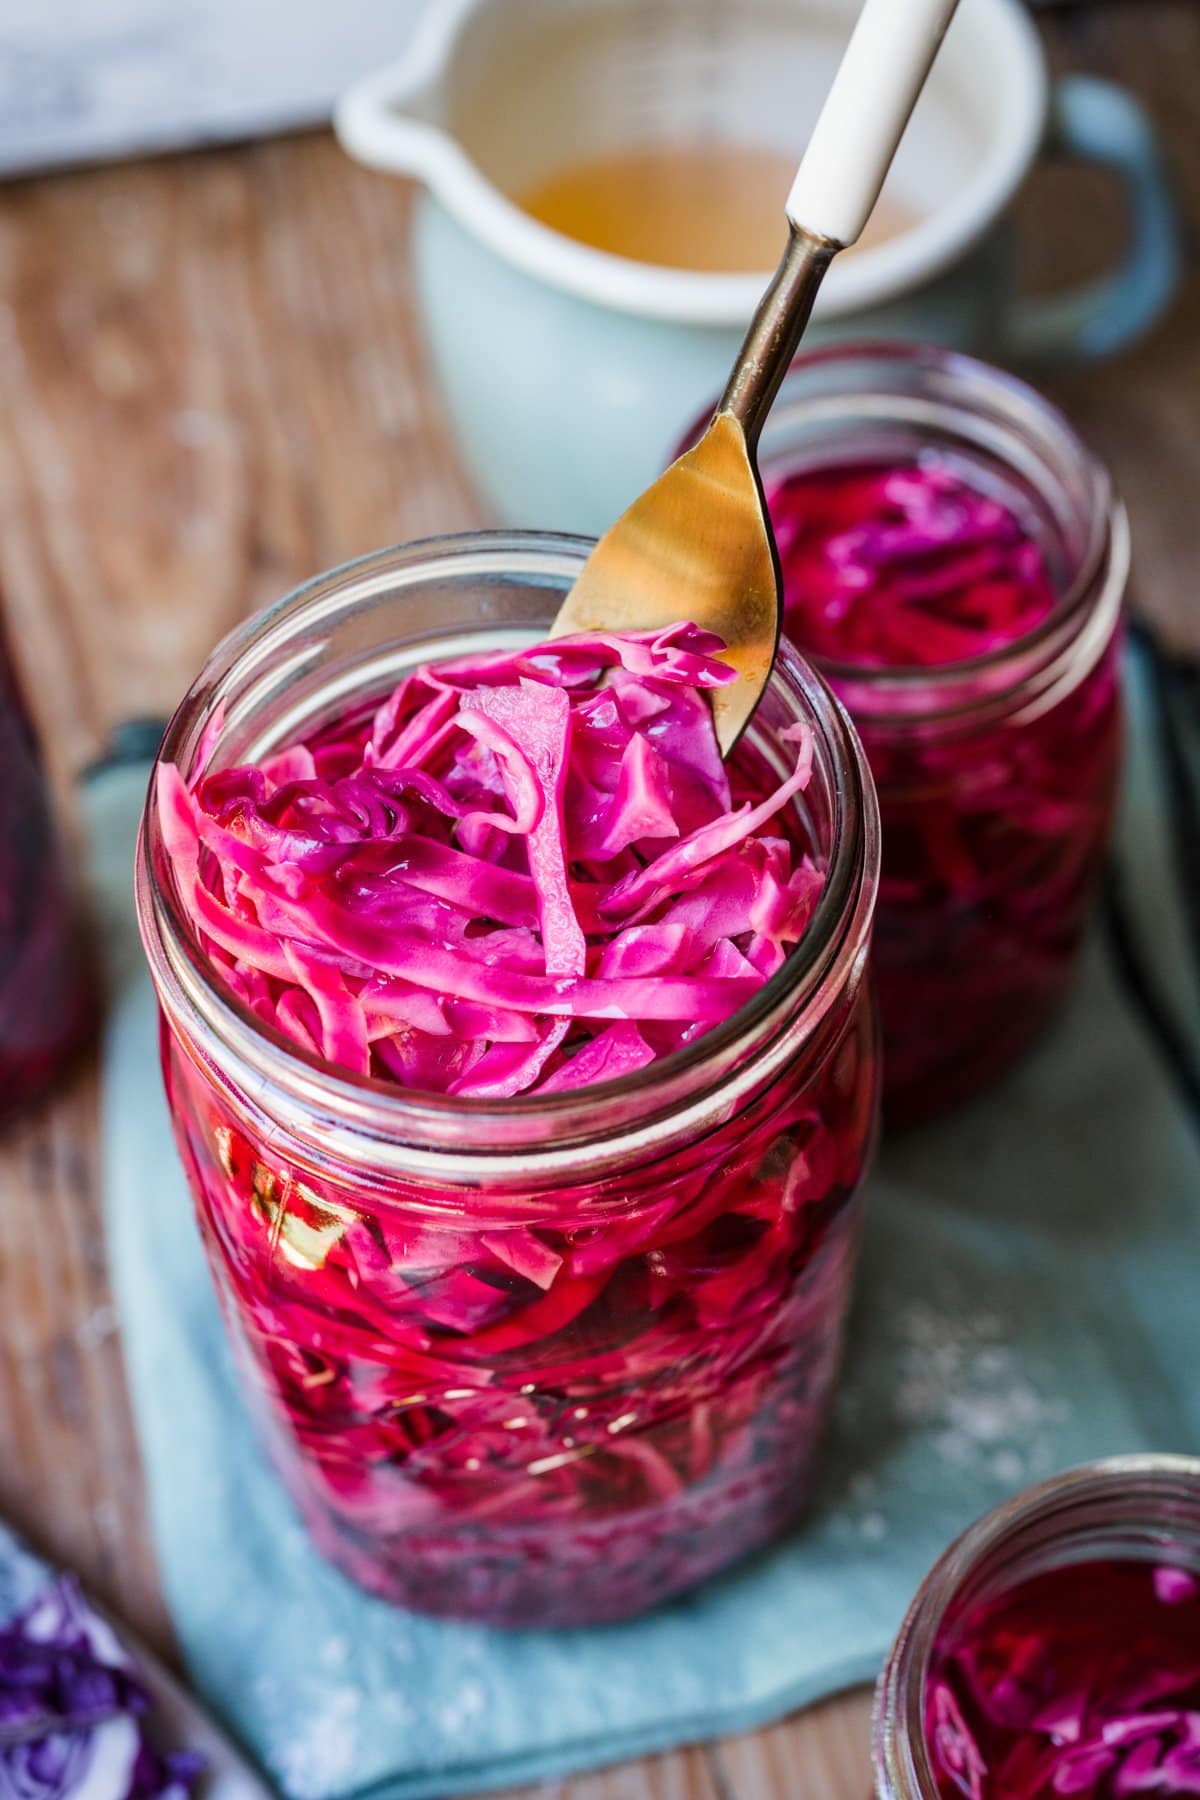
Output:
336,0,1180,535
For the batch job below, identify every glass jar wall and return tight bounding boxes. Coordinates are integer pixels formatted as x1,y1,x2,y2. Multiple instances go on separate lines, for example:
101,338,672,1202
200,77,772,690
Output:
0,618,93,1117
137,533,881,1627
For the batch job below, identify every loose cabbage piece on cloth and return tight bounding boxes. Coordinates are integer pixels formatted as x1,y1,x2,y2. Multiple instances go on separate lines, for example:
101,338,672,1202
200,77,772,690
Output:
94,638,1200,1800
157,624,820,1100
0,1538,202,1800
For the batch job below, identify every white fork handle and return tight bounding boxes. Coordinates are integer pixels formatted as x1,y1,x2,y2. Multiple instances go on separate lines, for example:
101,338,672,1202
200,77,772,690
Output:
787,0,960,247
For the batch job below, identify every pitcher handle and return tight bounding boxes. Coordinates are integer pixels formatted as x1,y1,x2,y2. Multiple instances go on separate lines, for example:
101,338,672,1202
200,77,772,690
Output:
1000,76,1182,367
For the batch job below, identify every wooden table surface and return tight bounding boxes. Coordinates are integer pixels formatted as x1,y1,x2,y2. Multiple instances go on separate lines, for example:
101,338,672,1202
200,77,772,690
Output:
0,7,1196,1798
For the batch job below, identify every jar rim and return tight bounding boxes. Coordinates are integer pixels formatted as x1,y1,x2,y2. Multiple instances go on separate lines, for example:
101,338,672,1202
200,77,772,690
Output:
138,529,879,1171
673,341,1128,716
873,1453,1200,1800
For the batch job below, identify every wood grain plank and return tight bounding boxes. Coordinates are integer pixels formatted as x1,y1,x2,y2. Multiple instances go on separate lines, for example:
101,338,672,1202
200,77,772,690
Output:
493,1744,723,1800
1031,1,1200,655
0,1056,170,1655
715,1694,875,1800
0,9,1192,1800
0,138,478,792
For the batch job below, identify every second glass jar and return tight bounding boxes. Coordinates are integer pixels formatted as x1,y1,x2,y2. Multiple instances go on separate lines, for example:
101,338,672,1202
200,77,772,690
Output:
676,345,1129,1124
874,1456,1200,1799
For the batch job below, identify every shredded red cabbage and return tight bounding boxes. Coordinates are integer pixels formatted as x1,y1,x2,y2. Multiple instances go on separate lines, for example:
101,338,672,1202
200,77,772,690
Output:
0,1580,203,1800
770,461,1058,668
925,1559,1200,1798
156,623,879,1625
769,459,1122,1122
159,623,821,1097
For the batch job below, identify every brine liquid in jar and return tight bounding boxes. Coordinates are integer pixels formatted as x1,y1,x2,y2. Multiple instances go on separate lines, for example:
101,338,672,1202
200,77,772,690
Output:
925,1557,1200,1797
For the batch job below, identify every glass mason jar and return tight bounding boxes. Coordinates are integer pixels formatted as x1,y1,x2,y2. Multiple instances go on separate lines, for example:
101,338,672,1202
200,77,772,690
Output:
136,532,881,1628
674,344,1129,1125
0,616,93,1119
874,1455,1200,1798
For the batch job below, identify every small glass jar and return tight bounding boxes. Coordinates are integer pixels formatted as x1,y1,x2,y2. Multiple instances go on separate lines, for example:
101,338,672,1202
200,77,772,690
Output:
0,618,93,1119
874,1456,1200,1799
674,345,1129,1124
136,532,881,1628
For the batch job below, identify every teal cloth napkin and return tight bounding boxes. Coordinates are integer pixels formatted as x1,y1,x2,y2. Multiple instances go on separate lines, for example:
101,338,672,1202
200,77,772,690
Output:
91,646,1200,1800
0,1525,56,1624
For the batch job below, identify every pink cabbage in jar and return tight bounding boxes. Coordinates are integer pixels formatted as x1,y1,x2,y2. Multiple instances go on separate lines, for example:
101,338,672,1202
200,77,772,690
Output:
158,623,821,1097
156,622,878,1624
769,460,1122,1123
771,462,1059,668
925,1557,1200,1797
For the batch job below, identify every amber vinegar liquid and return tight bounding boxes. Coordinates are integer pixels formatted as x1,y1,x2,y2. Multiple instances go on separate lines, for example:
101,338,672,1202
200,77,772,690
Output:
519,142,917,273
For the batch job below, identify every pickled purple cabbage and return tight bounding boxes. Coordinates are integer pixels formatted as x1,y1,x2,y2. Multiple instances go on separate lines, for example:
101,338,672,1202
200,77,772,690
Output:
925,1558,1200,1797
770,461,1057,668
156,623,879,1625
0,1580,203,1800
769,460,1122,1122
159,623,821,1097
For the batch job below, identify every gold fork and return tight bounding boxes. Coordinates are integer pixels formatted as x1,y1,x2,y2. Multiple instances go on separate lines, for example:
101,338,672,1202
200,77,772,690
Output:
550,0,961,754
